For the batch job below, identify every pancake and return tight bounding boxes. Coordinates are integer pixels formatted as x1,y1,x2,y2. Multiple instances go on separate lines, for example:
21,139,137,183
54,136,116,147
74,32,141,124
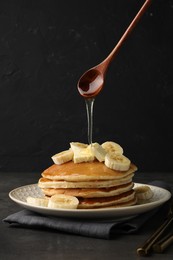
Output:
41,182,134,198
42,161,137,181
78,190,136,209
38,173,134,189
105,197,137,208
44,189,137,209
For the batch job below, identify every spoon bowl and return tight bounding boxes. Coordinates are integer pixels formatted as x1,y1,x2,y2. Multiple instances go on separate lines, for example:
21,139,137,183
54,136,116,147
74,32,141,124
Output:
77,68,104,98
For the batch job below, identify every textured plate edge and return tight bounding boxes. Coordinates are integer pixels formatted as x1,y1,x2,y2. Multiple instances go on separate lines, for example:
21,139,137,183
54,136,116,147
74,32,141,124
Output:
8,182,172,217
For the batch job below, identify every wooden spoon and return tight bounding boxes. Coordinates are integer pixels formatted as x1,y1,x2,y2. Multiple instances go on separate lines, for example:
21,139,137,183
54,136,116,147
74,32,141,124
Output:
77,0,152,98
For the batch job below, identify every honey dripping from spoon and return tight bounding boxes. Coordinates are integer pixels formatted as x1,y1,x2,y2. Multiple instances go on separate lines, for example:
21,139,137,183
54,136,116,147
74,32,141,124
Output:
77,0,152,144
85,98,94,145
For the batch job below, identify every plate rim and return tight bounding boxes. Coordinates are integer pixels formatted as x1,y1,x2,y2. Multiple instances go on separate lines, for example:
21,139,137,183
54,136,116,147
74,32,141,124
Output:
9,182,172,218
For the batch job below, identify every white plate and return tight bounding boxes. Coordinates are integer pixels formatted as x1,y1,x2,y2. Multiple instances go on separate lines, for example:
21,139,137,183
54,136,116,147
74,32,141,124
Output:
9,183,171,220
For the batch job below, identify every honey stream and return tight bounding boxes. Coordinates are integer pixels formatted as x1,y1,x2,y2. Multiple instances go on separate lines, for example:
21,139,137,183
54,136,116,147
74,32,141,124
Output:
85,98,95,145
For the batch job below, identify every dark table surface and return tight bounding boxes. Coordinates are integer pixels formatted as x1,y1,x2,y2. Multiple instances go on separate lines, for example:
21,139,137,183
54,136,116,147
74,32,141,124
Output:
1,171,173,260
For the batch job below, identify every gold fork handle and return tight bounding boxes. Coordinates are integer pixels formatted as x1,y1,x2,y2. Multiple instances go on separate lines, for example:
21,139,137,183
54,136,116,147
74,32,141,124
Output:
152,234,173,253
136,216,173,256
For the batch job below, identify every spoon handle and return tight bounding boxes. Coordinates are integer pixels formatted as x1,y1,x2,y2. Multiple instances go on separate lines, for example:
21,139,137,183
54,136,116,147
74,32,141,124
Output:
98,0,152,72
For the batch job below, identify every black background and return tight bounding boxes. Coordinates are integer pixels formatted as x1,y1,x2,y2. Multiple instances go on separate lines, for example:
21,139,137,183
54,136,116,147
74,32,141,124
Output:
0,0,173,173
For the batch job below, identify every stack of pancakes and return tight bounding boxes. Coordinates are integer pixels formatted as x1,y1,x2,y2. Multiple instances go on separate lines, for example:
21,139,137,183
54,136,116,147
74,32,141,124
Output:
38,161,138,209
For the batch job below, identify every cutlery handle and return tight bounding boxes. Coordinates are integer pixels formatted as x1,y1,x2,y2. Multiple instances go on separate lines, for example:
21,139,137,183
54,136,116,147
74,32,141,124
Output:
136,216,173,256
152,234,173,253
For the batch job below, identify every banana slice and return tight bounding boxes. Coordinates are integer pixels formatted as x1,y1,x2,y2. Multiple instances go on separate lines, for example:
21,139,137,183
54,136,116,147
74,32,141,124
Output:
105,152,131,171
73,149,95,163
48,194,79,209
134,185,153,201
101,141,123,155
89,142,106,162
27,196,49,207
70,142,88,151
51,149,73,165
70,142,94,163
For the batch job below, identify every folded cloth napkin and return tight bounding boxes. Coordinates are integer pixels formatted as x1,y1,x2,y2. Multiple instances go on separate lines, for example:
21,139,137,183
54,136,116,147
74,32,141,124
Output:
3,181,173,239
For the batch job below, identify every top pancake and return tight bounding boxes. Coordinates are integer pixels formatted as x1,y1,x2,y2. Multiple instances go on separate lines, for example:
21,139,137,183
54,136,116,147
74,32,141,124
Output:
42,161,137,181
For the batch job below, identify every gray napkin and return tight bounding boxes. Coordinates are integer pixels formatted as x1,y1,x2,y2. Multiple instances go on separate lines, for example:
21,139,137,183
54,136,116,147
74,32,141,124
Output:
3,181,172,239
